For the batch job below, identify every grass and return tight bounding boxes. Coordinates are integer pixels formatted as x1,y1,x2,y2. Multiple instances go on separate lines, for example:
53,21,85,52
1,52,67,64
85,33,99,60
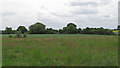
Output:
0,35,2,67
2,34,118,66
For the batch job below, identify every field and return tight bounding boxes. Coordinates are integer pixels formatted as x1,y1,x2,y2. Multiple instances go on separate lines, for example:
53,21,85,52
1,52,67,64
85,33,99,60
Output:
2,34,118,66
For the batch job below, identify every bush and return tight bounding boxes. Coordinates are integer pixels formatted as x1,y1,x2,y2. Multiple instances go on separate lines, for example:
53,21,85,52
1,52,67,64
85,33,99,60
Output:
15,31,22,38
9,35,12,38
23,33,27,38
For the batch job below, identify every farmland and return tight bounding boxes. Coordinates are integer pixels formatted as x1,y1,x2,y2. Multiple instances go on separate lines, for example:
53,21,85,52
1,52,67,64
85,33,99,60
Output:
2,34,118,66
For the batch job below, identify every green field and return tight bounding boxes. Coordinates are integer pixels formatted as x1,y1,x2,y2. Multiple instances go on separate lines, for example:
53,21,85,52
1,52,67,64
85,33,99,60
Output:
2,34,118,66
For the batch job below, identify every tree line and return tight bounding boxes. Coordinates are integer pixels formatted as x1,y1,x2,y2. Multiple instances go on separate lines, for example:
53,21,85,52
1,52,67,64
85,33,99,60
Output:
1,22,119,35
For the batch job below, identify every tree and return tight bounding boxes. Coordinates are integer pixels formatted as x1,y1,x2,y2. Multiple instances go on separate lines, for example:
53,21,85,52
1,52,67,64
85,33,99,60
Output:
29,22,46,34
5,27,13,34
67,23,77,27
62,23,77,34
45,28,58,34
83,27,91,34
17,26,27,34
67,25,77,34
77,28,82,34
63,27,68,34
82,27,114,35
59,29,64,34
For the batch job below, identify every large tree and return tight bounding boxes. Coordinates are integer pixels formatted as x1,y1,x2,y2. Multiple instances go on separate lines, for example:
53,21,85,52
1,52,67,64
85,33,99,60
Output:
61,23,78,34
17,26,27,34
29,22,46,34
66,23,77,34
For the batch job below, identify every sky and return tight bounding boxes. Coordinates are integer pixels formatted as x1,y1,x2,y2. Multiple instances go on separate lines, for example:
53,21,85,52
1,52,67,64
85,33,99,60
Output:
0,0,119,30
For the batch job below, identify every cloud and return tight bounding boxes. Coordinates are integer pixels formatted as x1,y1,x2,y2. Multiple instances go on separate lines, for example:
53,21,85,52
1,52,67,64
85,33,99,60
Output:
1,11,17,16
1,0,119,30
118,1,120,25
69,2,99,6
51,12,72,17
68,0,114,7
71,9,98,15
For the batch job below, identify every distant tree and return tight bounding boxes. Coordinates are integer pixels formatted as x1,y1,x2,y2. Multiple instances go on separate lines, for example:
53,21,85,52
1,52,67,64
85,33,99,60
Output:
29,22,46,34
59,29,64,34
77,28,82,34
67,23,77,27
82,27,114,35
17,26,27,34
45,28,58,34
62,23,77,34
63,27,68,34
5,27,13,34
67,26,77,34
83,27,91,34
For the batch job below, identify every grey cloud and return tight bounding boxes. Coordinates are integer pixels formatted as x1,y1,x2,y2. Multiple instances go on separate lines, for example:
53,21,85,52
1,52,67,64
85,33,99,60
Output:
37,13,66,29
72,9,98,15
104,15,110,18
118,1,120,25
69,2,99,6
1,0,118,30
51,12,72,17
1,11,17,16
99,0,113,5
74,15,117,29
68,0,113,7
37,18,66,29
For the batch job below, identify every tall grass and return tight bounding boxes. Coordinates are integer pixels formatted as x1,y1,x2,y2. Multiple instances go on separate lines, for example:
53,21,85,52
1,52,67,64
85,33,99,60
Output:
2,34,118,66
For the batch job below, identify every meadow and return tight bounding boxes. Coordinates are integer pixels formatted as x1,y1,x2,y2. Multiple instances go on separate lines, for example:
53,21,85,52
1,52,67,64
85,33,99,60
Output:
2,34,118,66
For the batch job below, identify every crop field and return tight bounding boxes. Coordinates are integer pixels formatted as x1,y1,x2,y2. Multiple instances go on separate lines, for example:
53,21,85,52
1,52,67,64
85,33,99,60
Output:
2,34,118,66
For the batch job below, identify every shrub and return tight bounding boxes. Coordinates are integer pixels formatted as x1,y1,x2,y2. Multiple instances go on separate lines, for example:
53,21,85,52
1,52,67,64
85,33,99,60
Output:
23,33,27,38
15,31,22,38
9,35,12,38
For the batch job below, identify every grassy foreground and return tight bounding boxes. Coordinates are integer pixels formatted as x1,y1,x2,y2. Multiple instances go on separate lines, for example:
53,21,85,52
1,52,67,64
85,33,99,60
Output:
2,34,118,66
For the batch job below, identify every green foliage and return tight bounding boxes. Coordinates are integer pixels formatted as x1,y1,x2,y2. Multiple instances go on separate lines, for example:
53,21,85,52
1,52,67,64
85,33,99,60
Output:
63,27,68,34
67,25,77,34
29,22,46,34
82,27,115,35
67,23,77,27
77,28,82,33
6,27,12,34
2,22,116,35
9,35,12,38
17,26,27,34
45,28,58,34
4,27,13,34
61,23,78,34
15,31,22,38
2,27,16,34
23,33,27,38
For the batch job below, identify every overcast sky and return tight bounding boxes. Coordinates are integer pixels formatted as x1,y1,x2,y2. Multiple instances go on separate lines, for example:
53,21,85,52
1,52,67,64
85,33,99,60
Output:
0,0,119,30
